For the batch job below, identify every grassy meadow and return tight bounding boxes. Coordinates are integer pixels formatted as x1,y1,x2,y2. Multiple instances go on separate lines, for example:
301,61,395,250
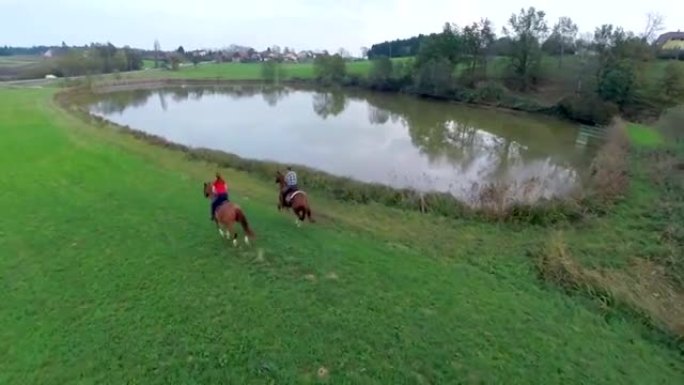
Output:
115,59,374,81
1,71,683,383
0,55,44,81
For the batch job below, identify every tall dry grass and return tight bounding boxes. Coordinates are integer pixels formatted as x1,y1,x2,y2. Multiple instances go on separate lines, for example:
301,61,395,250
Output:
536,232,684,340
586,118,631,205
467,118,630,221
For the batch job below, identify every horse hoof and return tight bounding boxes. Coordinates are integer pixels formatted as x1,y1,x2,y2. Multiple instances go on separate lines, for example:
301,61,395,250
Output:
244,236,250,246
232,239,238,247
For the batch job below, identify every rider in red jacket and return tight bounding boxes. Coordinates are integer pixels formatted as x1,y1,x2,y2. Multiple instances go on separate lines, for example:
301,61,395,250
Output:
210,173,229,220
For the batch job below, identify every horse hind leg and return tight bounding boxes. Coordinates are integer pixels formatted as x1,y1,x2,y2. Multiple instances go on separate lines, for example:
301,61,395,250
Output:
226,222,237,247
293,207,305,227
215,220,227,238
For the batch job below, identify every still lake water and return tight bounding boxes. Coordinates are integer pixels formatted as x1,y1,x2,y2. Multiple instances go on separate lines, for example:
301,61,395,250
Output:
90,85,598,203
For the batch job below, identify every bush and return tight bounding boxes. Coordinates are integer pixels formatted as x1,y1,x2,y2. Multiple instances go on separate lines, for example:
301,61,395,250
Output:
597,59,637,107
313,54,346,82
412,58,455,97
557,93,619,125
368,57,393,86
472,81,507,103
656,105,684,142
662,62,684,101
340,74,363,87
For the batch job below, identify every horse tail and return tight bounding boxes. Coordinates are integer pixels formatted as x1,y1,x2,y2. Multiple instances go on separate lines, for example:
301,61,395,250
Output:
300,194,315,223
236,208,255,238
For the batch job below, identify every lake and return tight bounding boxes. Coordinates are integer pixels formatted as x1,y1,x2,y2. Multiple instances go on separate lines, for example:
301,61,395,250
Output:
89,84,599,204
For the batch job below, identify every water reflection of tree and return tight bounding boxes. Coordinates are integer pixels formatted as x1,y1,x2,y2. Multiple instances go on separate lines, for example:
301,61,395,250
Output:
367,105,390,125
169,88,190,102
157,91,168,111
357,91,576,164
227,85,262,99
90,89,154,115
261,86,290,107
359,93,539,182
190,88,205,100
92,84,291,115
312,91,347,119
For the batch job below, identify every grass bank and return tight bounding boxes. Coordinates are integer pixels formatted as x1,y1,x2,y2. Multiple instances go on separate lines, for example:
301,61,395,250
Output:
538,118,684,340
1,84,683,383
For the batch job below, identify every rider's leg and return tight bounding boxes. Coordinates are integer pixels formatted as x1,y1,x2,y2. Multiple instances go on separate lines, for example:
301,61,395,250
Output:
212,194,228,220
210,198,218,220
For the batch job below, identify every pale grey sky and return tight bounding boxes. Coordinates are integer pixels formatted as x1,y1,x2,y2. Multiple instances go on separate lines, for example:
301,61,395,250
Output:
0,0,679,54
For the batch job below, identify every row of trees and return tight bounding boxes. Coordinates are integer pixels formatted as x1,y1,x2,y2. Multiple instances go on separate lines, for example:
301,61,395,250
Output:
0,45,53,56
367,35,432,59
356,8,681,124
50,43,144,77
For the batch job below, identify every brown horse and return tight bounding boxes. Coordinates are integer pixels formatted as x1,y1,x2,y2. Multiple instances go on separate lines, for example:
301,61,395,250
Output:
275,170,314,226
203,182,255,246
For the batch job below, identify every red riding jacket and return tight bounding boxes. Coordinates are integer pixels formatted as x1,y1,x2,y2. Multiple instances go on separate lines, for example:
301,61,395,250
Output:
212,178,228,195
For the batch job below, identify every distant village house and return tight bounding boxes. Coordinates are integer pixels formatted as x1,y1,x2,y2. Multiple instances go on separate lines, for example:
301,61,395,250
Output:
655,31,684,59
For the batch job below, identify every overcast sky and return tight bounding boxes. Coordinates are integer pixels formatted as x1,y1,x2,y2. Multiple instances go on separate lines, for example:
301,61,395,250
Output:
0,0,679,54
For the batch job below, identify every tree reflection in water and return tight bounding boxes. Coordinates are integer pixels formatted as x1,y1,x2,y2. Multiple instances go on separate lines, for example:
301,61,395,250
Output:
90,85,591,205
312,91,347,119
358,93,586,203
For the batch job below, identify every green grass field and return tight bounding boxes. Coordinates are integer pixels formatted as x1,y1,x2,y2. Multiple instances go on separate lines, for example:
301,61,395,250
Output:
117,60,373,81
627,123,665,147
0,55,44,80
0,56,42,67
1,84,683,384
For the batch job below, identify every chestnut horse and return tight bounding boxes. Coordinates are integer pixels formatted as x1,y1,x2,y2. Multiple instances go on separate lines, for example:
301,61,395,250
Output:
203,182,254,246
275,170,314,225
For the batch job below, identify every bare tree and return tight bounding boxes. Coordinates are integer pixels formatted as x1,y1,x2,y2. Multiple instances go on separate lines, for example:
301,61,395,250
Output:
574,32,595,93
642,12,665,44
360,46,369,59
337,48,351,58
554,17,578,68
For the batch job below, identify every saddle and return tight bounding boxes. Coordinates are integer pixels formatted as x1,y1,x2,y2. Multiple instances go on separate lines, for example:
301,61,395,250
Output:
285,190,303,204
213,197,230,215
